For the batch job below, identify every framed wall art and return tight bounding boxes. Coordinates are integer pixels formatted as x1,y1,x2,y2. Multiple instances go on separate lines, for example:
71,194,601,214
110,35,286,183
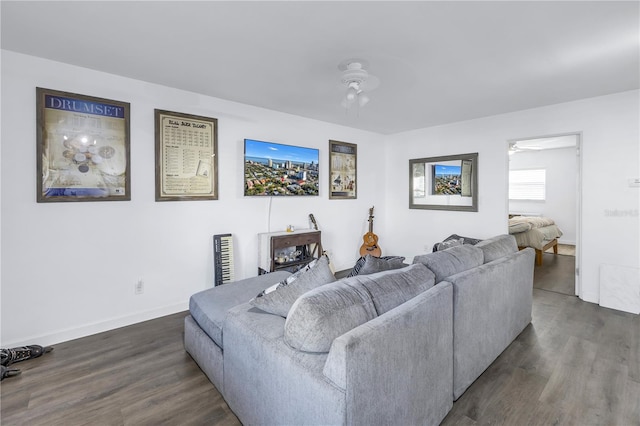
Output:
36,87,131,202
329,140,357,199
155,109,218,201
409,153,478,211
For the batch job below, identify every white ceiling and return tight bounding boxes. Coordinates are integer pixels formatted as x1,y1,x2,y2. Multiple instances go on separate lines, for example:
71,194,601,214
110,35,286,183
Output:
2,1,638,135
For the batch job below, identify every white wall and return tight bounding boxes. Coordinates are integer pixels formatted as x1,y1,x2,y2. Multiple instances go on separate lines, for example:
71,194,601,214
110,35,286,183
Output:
0,51,387,347
509,147,578,244
384,90,639,309
2,51,638,347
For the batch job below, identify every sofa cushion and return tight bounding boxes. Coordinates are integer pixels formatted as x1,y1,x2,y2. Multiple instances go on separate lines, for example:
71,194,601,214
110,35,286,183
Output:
189,270,292,348
250,255,336,317
347,255,406,277
284,280,377,353
475,234,518,263
412,245,484,283
346,263,436,315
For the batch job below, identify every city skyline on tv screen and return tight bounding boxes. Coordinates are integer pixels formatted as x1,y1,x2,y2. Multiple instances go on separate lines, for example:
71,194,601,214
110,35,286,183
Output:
244,139,319,196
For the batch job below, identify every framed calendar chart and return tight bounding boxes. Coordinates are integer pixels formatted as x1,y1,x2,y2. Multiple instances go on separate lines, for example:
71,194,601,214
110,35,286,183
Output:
36,88,131,202
155,109,218,201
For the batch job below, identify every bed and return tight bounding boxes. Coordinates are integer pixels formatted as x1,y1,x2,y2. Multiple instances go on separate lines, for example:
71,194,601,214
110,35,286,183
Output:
508,216,563,266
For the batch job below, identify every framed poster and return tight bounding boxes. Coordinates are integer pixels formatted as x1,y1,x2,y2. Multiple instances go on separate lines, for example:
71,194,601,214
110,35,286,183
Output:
36,87,131,202
329,140,357,199
155,109,218,201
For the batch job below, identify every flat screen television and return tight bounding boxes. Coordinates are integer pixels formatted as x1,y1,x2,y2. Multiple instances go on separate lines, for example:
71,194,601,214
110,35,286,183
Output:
244,139,319,196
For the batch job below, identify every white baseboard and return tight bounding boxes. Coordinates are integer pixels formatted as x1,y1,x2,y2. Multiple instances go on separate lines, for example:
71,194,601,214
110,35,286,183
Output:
1,301,188,348
581,290,599,305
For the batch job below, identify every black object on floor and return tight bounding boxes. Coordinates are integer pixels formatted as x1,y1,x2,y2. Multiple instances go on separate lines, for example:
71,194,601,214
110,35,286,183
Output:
0,345,53,381
1,365,21,380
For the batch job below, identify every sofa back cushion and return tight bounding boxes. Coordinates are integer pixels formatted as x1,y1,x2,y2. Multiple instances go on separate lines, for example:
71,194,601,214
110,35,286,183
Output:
284,280,377,353
348,263,435,315
412,245,484,283
474,234,518,263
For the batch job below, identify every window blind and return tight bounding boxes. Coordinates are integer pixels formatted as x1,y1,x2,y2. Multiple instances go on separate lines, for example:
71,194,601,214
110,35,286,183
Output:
509,169,546,200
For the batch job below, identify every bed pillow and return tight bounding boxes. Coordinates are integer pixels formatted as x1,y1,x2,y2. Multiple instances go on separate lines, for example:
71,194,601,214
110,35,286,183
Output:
250,255,335,317
508,222,531,234
347,255,406,277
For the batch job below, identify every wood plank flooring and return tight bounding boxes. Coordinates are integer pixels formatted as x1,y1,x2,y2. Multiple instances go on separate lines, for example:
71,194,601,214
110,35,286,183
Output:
442,289,640,425
2,261,638,425
0,312,239,425
533,251,576,296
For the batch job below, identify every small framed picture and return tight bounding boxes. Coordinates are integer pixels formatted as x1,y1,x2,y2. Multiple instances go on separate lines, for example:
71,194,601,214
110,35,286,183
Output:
36,87,131,202
155,109,218,201
329,140,357,199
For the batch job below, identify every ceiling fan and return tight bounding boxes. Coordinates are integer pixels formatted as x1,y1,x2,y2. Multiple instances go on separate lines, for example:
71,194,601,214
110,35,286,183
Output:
338,59,380,109
508,142,545,155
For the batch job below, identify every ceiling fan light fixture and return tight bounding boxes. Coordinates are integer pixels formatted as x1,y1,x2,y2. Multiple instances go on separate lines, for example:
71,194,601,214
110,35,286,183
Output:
346,85,358,101
338,58,378,111
358,93,370,107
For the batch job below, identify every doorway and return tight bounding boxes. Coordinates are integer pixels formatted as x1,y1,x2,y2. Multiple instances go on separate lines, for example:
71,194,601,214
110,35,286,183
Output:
507,133,581,297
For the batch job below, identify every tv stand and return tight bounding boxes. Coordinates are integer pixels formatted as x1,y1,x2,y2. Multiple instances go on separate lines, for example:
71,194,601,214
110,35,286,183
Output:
258,229,322,275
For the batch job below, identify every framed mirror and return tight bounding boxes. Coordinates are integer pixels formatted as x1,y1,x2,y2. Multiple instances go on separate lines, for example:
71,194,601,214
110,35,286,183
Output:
409,153,478,211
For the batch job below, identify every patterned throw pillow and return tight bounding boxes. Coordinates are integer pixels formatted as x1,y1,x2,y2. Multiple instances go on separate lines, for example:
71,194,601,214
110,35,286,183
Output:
255,259,318,298
436,238,464,251
250,256,336,317
347,255,406,277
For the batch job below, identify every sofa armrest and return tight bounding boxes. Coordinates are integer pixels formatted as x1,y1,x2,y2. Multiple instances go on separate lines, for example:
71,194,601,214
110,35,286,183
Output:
323,282,453,426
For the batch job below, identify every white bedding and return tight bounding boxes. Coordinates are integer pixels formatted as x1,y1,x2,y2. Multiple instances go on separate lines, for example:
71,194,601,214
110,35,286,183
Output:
508,216,563,250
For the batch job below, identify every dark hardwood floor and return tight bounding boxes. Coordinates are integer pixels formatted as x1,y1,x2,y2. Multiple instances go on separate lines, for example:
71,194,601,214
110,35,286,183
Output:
533,251,576,296
2,257,638,425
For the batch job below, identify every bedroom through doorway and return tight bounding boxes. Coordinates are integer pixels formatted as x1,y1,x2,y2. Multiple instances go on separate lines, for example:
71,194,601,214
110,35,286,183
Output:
507,133,581,297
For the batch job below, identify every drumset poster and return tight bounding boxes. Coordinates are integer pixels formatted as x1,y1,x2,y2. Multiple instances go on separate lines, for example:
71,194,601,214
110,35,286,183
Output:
36,88,131,202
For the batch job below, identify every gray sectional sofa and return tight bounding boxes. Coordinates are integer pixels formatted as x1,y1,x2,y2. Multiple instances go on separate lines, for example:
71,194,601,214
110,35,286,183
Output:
184,234,535,425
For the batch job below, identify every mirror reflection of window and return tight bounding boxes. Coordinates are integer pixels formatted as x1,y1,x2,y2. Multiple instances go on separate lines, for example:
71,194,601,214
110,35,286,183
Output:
409,153,478,212
461,159,472,197
412,163,425,198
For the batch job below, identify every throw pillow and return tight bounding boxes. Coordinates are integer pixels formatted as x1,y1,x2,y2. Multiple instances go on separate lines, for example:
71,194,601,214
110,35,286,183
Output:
250,255,335,317
431,234,482,252
347,255,406,277
436,238,464,251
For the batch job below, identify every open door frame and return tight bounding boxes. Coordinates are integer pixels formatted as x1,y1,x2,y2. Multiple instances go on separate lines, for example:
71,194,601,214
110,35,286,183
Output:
506,132,583,298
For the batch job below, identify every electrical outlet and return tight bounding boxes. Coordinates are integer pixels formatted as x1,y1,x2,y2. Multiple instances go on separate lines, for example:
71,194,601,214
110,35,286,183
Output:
135,279,144,295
